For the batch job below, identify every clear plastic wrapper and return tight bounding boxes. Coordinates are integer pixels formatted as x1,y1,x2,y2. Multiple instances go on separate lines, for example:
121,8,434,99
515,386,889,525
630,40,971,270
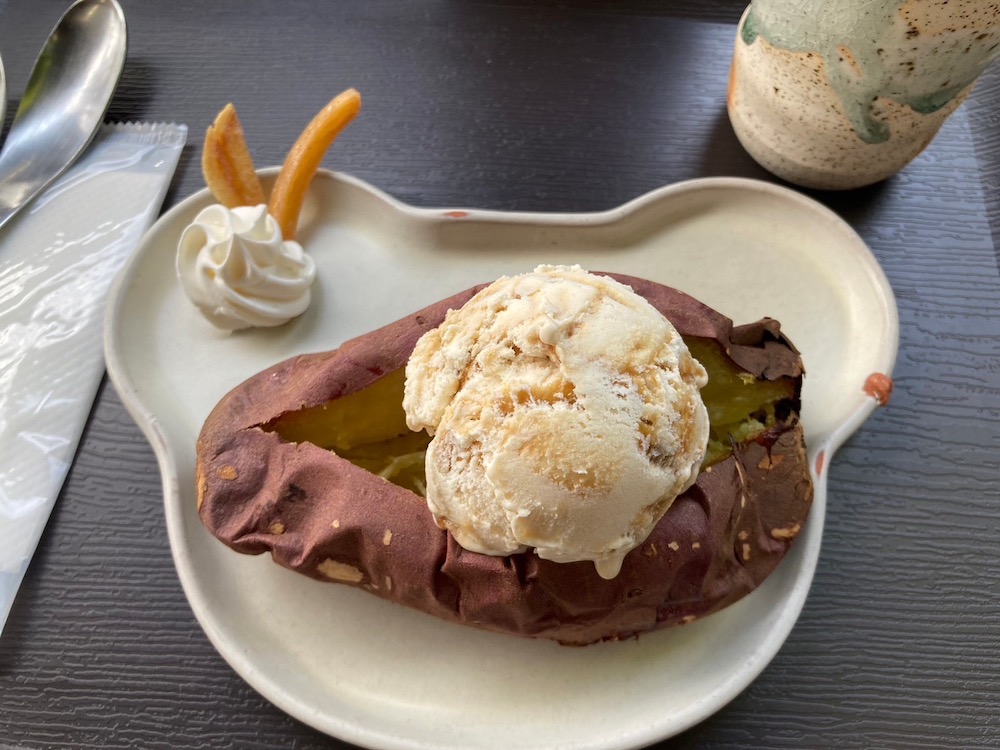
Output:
0,122,187,633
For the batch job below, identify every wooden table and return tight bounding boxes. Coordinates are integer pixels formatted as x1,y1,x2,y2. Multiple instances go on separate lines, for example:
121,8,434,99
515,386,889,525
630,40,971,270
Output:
2,1,998,748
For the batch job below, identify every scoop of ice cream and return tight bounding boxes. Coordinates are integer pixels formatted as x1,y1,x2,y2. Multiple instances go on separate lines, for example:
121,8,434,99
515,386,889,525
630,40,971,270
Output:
403,265,709,579
177,203,316,330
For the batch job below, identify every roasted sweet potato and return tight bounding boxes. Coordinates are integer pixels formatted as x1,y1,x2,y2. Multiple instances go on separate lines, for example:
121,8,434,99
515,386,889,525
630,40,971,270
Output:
196,273,812,645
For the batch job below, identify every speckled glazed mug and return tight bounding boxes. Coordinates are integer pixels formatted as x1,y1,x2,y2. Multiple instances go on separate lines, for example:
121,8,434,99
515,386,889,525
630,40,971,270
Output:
727,0,1000,190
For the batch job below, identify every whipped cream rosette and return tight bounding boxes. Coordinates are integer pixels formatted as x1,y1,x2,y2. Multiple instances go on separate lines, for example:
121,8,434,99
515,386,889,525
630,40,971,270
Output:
177,204,316,330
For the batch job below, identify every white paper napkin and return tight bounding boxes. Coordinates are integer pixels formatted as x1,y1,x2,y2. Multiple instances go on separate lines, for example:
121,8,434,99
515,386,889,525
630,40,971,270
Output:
0,122,187,633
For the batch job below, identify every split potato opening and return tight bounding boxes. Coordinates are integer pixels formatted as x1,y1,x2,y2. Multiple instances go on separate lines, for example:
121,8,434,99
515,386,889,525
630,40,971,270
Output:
262,336,797,493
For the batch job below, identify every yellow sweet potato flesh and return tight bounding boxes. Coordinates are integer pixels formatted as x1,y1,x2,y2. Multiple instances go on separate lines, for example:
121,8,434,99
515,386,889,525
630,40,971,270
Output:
265,368,430,494
264,336,796,494
685,339,796,466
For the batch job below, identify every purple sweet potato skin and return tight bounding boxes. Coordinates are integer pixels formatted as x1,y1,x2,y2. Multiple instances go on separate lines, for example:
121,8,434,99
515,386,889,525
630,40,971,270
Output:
196,273,812,645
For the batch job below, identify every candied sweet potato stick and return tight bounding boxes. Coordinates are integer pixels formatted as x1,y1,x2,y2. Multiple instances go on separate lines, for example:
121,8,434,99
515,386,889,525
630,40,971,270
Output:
202,103,266,208
269,88,362,240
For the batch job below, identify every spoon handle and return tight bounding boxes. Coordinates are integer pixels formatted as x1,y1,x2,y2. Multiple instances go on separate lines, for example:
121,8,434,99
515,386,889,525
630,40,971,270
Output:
0,139,82,233
0,207,14,233
0,143,77,232
0,201,24,234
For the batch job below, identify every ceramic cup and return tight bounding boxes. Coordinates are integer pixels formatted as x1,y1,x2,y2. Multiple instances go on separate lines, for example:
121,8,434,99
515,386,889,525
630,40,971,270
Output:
727,0,1000,190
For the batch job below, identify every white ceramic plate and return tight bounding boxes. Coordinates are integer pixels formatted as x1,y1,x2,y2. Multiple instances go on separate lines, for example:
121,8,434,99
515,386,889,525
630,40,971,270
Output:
104,172,898,750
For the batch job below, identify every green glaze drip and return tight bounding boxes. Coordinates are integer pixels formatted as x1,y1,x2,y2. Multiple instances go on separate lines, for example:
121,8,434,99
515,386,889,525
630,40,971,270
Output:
741,1,1000,144
909,85,968,114
741,12,760,44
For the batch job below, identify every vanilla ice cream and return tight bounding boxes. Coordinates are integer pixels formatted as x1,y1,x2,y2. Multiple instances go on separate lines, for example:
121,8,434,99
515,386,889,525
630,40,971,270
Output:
403,265,709,579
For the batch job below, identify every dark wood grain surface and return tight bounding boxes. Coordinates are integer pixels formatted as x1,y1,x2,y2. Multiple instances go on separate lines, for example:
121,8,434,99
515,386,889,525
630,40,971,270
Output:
1,1,998,748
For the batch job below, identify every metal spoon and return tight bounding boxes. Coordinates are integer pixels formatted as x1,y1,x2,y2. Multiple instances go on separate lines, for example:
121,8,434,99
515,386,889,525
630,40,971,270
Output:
0,0,127,233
